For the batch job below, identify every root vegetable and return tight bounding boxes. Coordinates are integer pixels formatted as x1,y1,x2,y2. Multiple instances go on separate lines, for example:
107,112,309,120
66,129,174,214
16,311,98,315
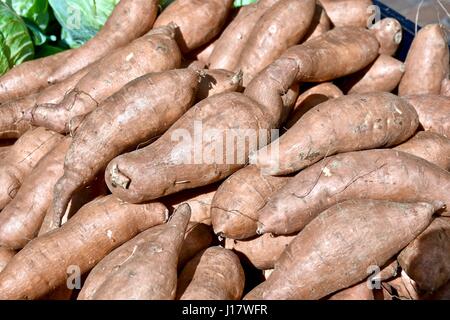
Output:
197,69,243,101
178,222,215,270
319,0,373,28
441,78,450,97
303,4,331,42
370,18,402,56
0,247,15,273
329,282,374,300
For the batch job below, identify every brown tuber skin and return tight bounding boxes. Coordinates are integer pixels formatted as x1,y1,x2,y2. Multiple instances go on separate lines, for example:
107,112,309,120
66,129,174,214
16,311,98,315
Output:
154,0,233,53
0,196,168,300
211,165,290,240
0,127,63,210
252,93,419,176
399,24,449,96
0,247,15,273
303,4,331,42
178,222,215,270
257,149,450,235
245,199,440,300
197,69,243,101
328,282,374,300
398,217,450,292
395,131,450,171
319,0,373,28
225,233,295,270
51,68,199,228
441,78,450,97
178,246,245,300
370,18,402,56
0,138,71,249
77,204,190,300
30,24,182,134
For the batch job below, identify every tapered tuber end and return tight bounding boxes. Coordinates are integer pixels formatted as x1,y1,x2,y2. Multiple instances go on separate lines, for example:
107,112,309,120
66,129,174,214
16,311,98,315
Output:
430,200,446,213
168,203,192,226
110,164,131,189
394,31,402,44
256,222,266,235
52,175,80,229
231,70,243,86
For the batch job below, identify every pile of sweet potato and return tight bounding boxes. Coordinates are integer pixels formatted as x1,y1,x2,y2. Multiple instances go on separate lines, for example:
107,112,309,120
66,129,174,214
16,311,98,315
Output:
0,0,449,301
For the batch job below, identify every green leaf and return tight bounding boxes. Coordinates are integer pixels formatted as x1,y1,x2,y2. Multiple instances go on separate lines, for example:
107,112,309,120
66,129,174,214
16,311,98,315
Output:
233,0,257,8
1,0,50,30
159,0,174,10
0,32,11,75
48,0,119,48
34,43,65,58
24,18,47,46
0,3,34,65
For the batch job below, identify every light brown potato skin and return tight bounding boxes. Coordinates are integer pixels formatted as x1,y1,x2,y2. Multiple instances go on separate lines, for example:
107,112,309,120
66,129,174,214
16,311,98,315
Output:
257,149,450,235
209,0,281,71
154,0,233,53
252,93,419,175
0,138,71,249
395,131,450,171
237,0,316,86
0,146,10,159
398,217,450,292
0,196,168,300
77,204,190,300
178,222,215,270
319,0,373,27
426,281,450,300
48,0,158,84
30,25,182,133
225,233,295,270
193,40,217,65
0,247,15,273
404,95,450,138
329,282,374,300
303,4,331,42
441,78,450,97
178,246,245,300
197,69,243,101
245,199,438,300
370,18,402,56
399,24,449,96
51,69,199,228
106,92,275,204
342,55,405,94
384,272,421,300
0,127,63,209
211,165,290,239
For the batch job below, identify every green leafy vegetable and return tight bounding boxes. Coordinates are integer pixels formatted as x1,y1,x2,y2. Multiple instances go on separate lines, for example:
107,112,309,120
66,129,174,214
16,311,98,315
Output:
49,0,119,48
0,32,11,75
1,0,50,30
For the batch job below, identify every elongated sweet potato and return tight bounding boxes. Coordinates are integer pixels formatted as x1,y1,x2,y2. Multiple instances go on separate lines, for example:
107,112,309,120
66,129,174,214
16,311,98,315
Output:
441,78,450,97
0,247,15,273
252,92,418,175
257,149,450,235
0,138,71,249
30,24,182,133
0,127,63,210
399,24,449,96
208,0,281,71
178,222,215,270
370,18,402,56
193,39,217,65
211,165,290,239
0,146,9,159
395,131,450,171
286,82,343,128
105,92,275,204
329,282,374,300
48,0,158,84
404,95,450,138
178,246,245,300
154,0,233,53
225,233,295,270
245,199,439,300
303,4,331,42
319,0,373,27
0,196,168,300
197,69,243,101
237,0,316,85
77,204,190,300
341,55,405,94
51,69,199,228
398,217,450,292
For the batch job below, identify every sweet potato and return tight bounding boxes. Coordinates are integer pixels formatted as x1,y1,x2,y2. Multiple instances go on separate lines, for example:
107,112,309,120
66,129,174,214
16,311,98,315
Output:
30,24,182,133
0,196,168,300
48,0,158,84
208,0,281,71
77,204,190,300
177,246,245,300
245,199,439,300
154,0,233,53
105,92,275,204
319,0,373,27
178,222,215,270
427,281,450,300
303,4,331,42
236,0,316,85
211,165,290,239
395,131,450,171
51,69,199,228
0,138,71,249
404,95,450,138
441,78,450,97
398,217,450,292
0,145,9,159
286,82,343,128
257,149,450,235
252,92,418,175
0,127,63,210
197,69,243,101
370,18,402,56
225,233,295,270
193,39,217,65
328,282,374,300
0,247,15,273
341,55,405,94
384,271,421,300
399,24,449,96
